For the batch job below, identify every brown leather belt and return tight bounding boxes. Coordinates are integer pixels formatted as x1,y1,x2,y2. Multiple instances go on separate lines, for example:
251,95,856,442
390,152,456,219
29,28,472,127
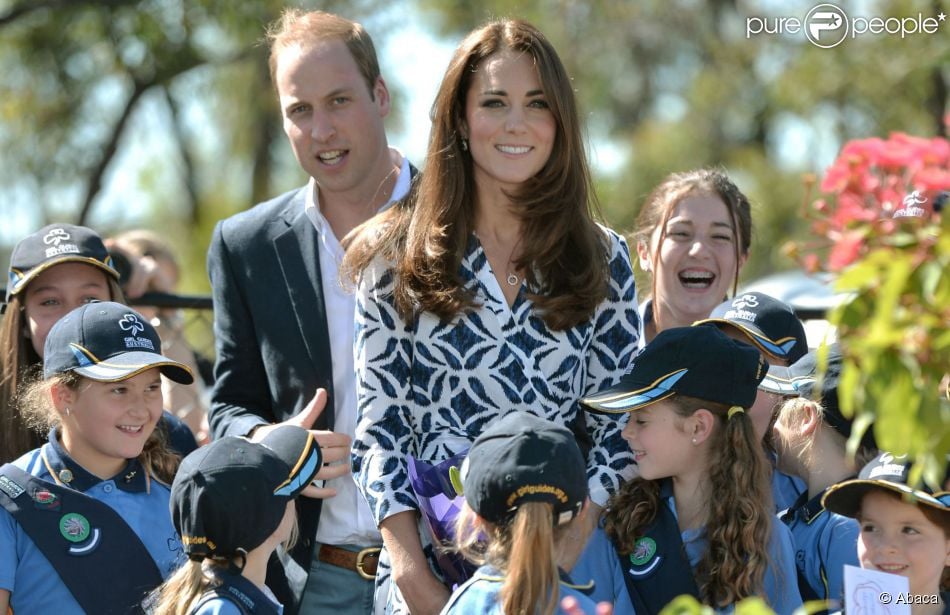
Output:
318,545,381,580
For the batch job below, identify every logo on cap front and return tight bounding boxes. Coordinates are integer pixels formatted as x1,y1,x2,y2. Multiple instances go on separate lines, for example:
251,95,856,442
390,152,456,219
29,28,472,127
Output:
118,313,155,350
731,294,759,310
44,228,70,246
42,227,80,258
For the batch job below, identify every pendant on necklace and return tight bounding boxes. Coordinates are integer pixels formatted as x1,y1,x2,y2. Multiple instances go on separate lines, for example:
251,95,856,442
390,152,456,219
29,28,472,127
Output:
506,273,519,286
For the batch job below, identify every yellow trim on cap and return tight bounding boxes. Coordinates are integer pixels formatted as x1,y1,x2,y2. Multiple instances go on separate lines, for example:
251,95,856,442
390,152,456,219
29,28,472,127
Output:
273,432,317,494
584,369,688,404
9,256,118,296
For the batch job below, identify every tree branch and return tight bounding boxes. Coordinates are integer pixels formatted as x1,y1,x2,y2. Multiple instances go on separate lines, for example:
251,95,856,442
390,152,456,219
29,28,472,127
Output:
162,85,200,224
76,78,148,225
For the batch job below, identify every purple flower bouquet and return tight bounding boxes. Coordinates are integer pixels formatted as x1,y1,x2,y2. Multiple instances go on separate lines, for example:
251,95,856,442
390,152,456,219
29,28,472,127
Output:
408,452,479,588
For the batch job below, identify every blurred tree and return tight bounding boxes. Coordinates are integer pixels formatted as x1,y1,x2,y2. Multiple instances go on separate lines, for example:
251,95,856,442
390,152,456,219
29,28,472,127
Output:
0,0,946,292
0,0,399,290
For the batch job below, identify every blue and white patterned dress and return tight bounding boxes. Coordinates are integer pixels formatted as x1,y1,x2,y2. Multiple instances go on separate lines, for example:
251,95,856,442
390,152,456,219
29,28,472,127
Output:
352,227,640,613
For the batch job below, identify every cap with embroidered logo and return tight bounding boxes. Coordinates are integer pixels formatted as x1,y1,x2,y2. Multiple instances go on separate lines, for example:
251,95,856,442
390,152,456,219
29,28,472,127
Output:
170,425,322,559
5,224,118,304
822,452,950,519
43,301,193,384
581,325,767,414
695,292,808,363
460,412,587,527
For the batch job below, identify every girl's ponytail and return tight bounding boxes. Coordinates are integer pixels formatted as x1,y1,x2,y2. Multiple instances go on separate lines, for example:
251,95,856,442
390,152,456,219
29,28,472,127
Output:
701,405,772,606
149,559,208,615
503,502,560,615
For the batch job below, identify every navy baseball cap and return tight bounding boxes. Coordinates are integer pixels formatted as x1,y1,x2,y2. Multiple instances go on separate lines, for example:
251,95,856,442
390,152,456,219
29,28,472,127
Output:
460,412,587,527
171,425,323,558
6,224,118,304
43,301,193,384
581,325,767,414
822,452,950,519
695,292,808,363
761,344,876,449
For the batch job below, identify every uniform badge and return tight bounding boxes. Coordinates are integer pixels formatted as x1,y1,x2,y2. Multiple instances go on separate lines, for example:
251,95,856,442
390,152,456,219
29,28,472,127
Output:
627,536,661,577
32,488,60,510
60,513,91,542
0,476,25,499
630,537,657,566
60,512,101,555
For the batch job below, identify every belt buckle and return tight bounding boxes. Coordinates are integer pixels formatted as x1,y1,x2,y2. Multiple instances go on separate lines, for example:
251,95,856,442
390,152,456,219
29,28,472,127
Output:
356,547,381,580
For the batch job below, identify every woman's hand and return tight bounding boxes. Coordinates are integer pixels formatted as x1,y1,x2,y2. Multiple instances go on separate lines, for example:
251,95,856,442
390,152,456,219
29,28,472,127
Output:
381,511,451,615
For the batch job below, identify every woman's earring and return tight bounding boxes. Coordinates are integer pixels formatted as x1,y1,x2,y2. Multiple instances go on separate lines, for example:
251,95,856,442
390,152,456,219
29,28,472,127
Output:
64,407,71,417
461,138,468,152
691,438,697,444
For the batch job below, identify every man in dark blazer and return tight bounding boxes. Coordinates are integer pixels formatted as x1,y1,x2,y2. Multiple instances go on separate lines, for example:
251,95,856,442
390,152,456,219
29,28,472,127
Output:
206,9,414,615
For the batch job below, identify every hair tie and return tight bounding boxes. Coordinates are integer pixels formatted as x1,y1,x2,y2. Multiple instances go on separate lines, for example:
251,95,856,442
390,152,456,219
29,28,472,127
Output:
727,406,745,419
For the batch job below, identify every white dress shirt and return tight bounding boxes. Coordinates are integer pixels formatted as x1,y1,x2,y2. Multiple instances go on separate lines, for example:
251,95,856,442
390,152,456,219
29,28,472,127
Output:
304,148,411,546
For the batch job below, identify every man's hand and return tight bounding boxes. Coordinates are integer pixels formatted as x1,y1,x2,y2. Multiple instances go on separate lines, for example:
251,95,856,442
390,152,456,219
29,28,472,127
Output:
250,388,351,498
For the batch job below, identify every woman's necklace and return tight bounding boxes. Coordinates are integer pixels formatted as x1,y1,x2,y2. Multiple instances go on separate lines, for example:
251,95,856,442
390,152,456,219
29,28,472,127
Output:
475,230,521,286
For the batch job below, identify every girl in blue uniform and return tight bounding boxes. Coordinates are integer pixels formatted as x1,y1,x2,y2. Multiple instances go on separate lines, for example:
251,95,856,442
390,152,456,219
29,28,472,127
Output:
0,223,197,464
444,412,599,615
769,345,878,607
574,325,802,615
823,453,950,615
0,300,194,614
150,424,322,615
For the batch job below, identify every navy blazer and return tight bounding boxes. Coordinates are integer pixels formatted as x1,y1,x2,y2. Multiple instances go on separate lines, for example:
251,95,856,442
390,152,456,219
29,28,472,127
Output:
207,168,416,613
207,185,335,614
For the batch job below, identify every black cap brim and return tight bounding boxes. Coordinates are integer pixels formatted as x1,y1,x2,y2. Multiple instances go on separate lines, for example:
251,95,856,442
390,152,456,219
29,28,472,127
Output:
696,318,801,361
71,350,194,384
822,479,950,519
580,369,686,414
259,426,323,498
8,255,119,300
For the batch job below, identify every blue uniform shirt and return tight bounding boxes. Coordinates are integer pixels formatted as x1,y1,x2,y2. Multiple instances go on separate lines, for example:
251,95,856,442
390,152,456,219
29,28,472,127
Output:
571,527,638,615
771,466,807,513
780,489,859,607
574,497,803,615
0,431,184,614
443,565,599,615
191,570,284,615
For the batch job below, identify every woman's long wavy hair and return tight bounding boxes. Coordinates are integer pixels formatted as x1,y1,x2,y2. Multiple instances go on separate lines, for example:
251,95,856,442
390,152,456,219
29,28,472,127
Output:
0,276,124,463
342,19,608,331
19,370,180,483
604,395,775,607
455,502,573,615
633,169,752,331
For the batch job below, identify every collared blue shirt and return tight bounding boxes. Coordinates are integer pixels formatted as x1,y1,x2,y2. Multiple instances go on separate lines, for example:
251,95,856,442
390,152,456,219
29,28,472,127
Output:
442,564,599,615
191,570,284,615
772,467,807,513
574,496,803,615
0,430,184,614
780,489,859,607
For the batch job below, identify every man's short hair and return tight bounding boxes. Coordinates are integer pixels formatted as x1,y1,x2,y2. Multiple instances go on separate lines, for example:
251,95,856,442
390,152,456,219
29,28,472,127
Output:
266,9,381,99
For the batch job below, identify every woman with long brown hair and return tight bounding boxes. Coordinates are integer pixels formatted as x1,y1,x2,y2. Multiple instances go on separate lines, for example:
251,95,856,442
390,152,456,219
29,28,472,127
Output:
343,18,640,615
633,169,752,344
